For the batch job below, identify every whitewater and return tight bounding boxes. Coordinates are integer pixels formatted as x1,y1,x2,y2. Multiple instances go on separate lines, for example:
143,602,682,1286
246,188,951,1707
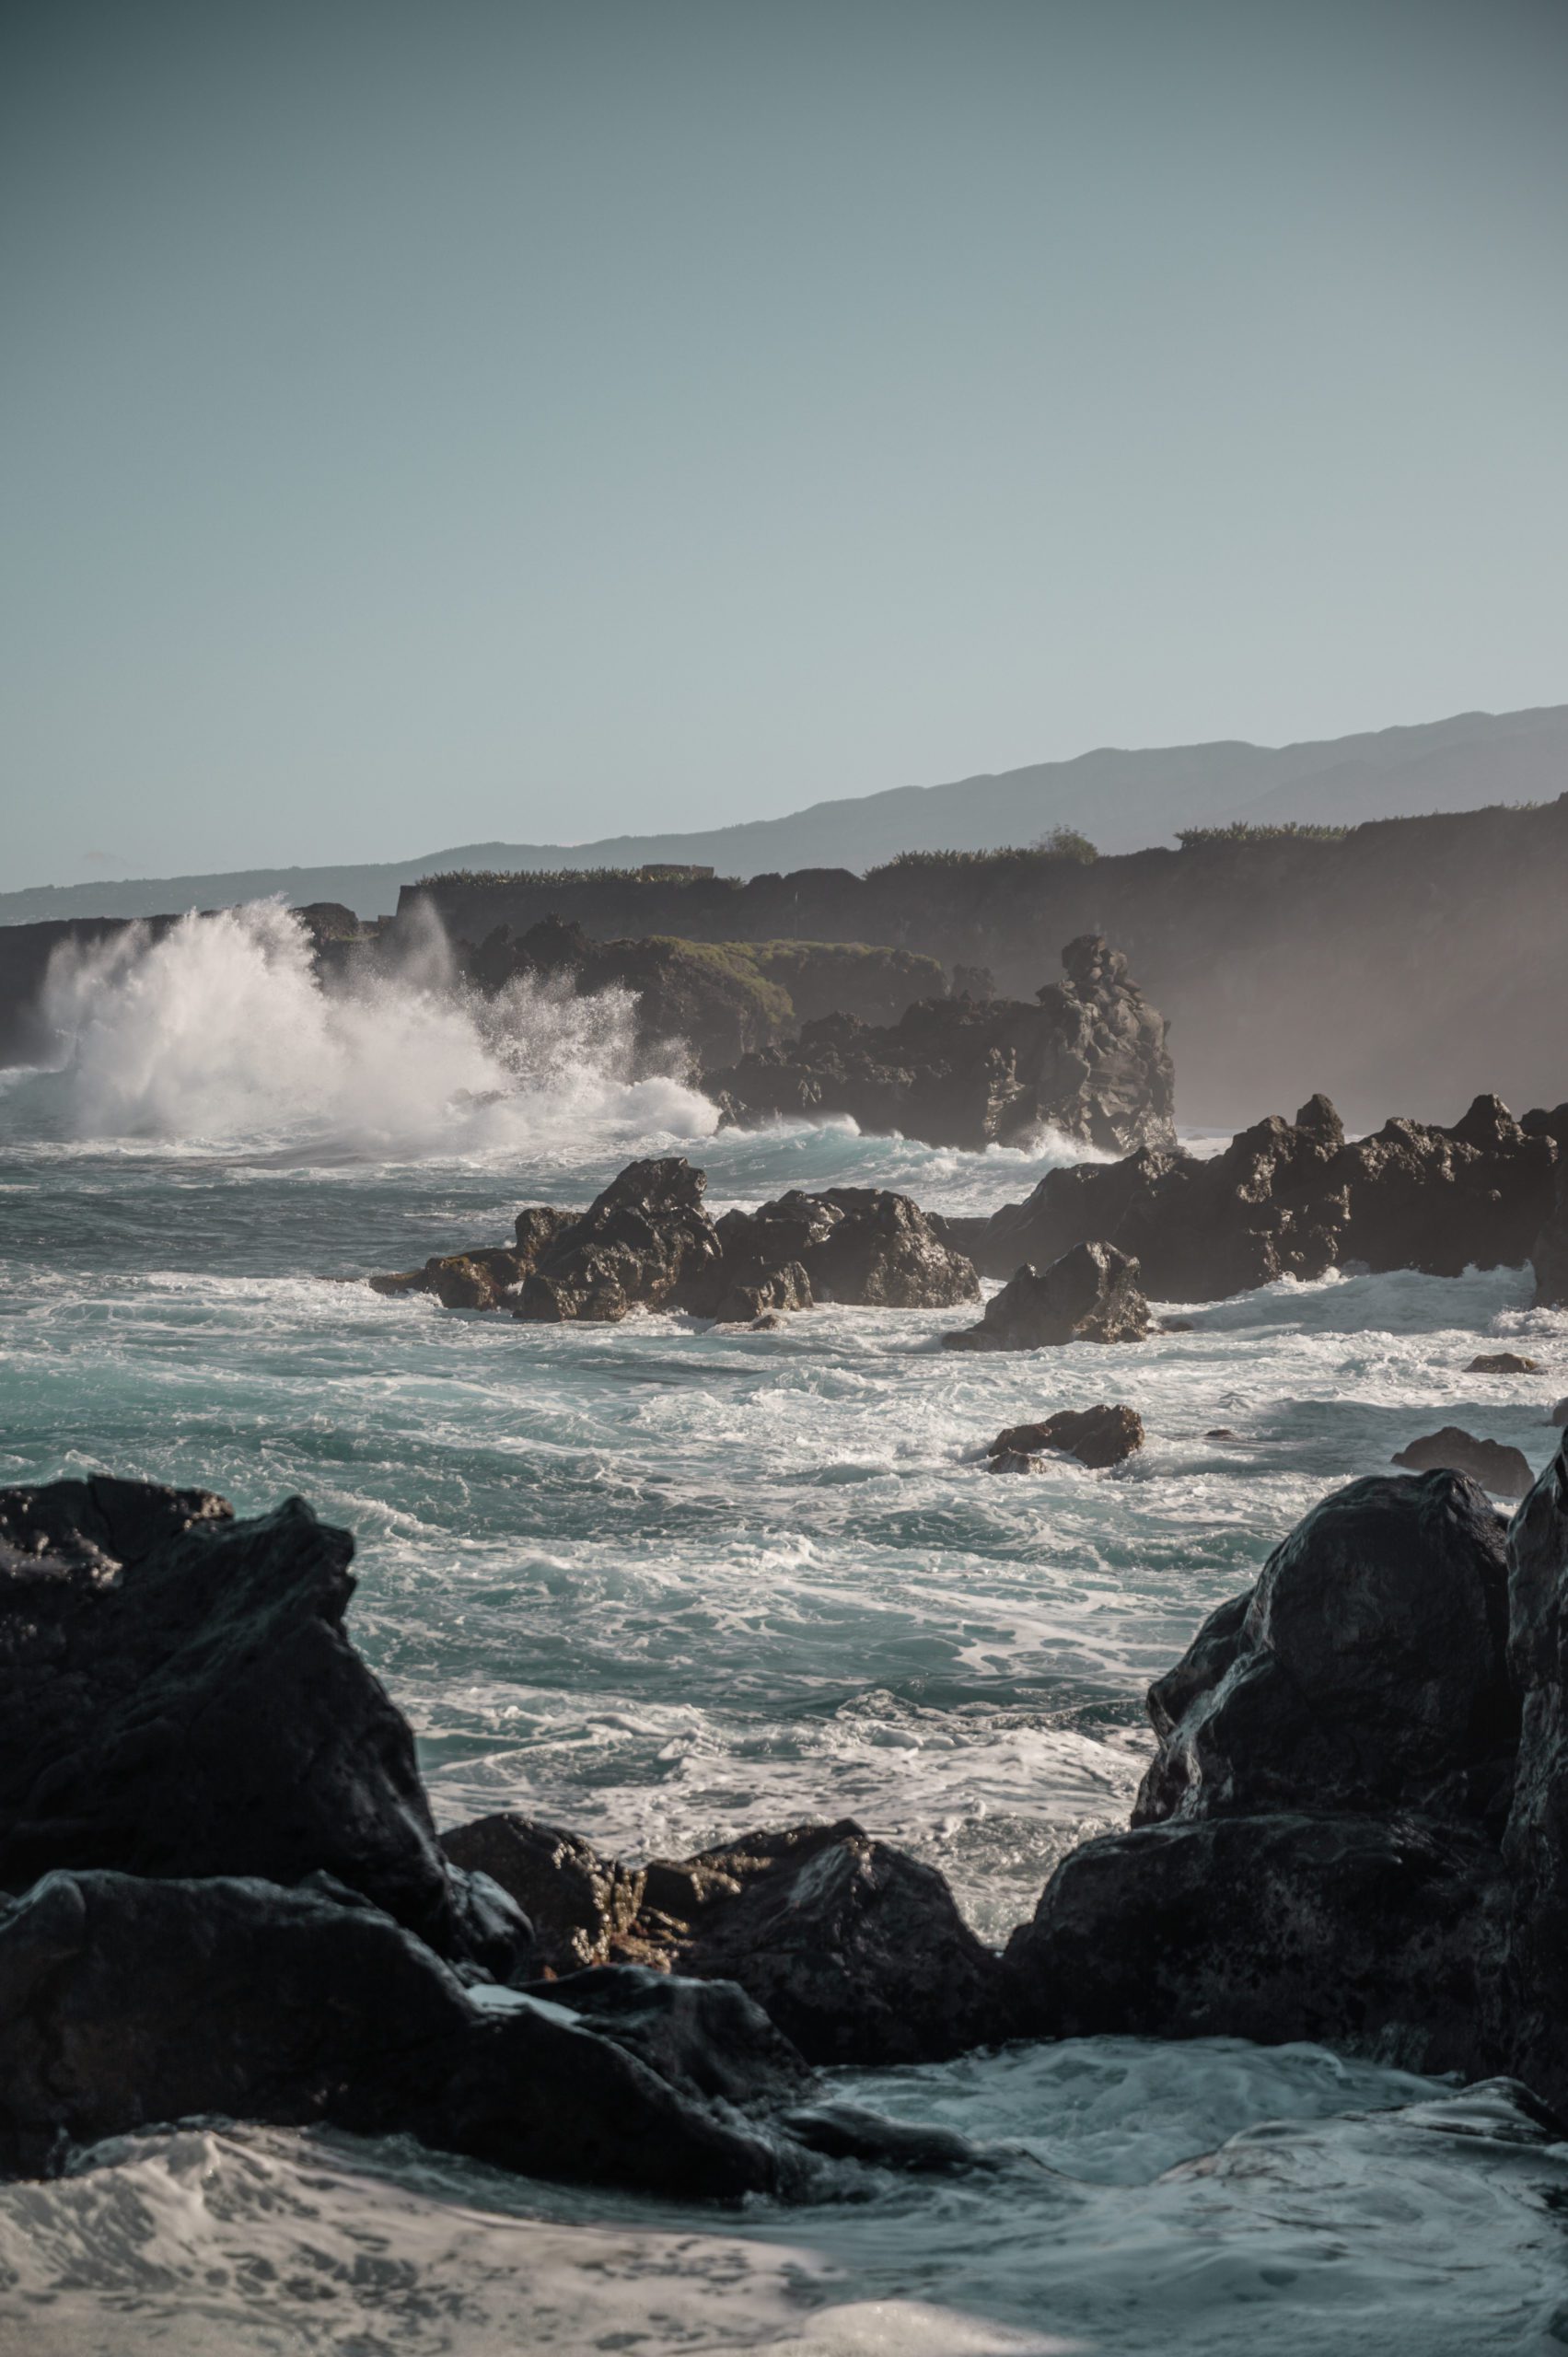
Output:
0,906,1563,2355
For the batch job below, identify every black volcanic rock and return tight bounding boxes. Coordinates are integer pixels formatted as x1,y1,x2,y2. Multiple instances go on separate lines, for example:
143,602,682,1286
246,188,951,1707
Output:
950,1090,1557,1303
985,1404,1144,1469
1467,1352,1539,1374
441,1815,646,1974
450,1813,1008,2066
374,1165,977,1324
1532,1163,1568,1308
0,1477,523,1973
1004,1811,1504,2065
945,1243,1151,1353
1132,1470,1516,1830
1391,1428,1535,1497
514,1157,724,1323
706,935,1175,1155
691,1186,980,1318
1005,1442,1568,2109
0,1870,785,2199
626,1821,1008,2066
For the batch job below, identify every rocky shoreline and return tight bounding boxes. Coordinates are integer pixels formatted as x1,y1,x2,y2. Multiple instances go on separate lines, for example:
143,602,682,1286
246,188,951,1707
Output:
4,1432,1568,2195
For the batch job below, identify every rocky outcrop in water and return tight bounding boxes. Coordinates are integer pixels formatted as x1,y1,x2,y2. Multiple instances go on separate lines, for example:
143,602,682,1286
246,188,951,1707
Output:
1391,1428,1535,1497
445,1814,1006,2066
704,935,1175,1154
370,1158,978,1323
1005,1440,1568,2115
984,1404,1144,1470
944,1242,1151,1353
946,1091,1560,1303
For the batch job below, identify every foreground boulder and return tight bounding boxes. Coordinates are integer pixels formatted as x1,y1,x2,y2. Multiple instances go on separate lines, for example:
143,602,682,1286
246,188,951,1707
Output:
371,1161,979,1324
1006,1444,1568,2110
706,935,1175,1155
947,1091,1558,1302
0,1870,788,2198
0,1478,519,1971
984,1404,1144,1469
443,1814,1007,2065
1391,1428,1535,1497
945,1243,1151,1353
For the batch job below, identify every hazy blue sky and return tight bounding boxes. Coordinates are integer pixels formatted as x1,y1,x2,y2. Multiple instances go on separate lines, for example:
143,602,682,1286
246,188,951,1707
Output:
3,0,1565,885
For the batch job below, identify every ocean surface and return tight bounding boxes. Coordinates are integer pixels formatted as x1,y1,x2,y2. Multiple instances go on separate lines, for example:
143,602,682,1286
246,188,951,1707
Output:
0,907,1563,2355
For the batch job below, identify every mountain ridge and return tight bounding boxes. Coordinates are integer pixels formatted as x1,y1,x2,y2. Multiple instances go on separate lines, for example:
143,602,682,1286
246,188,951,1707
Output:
5,702,1563,924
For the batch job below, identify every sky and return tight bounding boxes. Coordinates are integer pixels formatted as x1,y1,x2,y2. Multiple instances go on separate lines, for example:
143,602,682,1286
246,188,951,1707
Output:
2,0,1565,887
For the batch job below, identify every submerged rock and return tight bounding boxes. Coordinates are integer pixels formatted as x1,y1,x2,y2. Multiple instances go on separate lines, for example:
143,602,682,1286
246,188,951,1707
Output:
1467,1352,1539,1375
706,935,1175,1155
1391,1428,1535,1497
0,1478,522,1973
984,1404,1144,1469
945,1243,1151,1353
948,1090,1558,1303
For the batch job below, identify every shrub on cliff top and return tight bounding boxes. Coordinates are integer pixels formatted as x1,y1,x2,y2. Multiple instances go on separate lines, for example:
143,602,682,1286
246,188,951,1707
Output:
866,830,1098,877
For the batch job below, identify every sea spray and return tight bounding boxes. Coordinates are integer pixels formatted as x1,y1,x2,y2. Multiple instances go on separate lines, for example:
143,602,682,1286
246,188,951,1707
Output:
34,901,718,1155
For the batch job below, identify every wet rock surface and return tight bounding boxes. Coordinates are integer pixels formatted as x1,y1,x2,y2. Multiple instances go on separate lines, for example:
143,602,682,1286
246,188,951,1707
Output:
705,935,1175,1155
445,1813,1008,2067
985,1404,1144,1469
945,1242,1151,1353
372,1159,979,1324
1006,1438,1568,2115
947,1090,1559,1302
0,1476,517,1971
1391,1428,1535,1496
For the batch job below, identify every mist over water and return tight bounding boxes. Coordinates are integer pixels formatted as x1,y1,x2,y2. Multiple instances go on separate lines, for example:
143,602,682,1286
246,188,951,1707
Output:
2,914,1565,2354
29,901,717,1155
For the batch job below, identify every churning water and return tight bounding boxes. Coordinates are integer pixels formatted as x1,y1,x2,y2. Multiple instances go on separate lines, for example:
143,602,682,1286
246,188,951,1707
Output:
0,907,1563,2354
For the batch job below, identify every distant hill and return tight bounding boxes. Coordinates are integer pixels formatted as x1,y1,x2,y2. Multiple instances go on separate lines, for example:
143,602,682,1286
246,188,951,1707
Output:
4,702,1563,923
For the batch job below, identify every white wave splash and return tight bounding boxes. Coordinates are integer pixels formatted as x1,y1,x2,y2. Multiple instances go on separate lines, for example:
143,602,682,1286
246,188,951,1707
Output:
30,902,718,1155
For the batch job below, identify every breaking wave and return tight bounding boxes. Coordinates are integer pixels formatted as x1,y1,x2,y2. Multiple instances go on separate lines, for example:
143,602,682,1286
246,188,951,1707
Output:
19,902,718,1157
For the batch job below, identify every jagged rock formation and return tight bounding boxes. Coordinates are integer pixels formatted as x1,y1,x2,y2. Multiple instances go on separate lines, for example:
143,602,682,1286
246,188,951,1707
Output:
1532,1162,1568,1308
444,1816,1006,2066
1004,1440,1568,2117
1391,1428,1535,1497
370,1157,978,1324
0,1475,1007,2198
704,935,1175,1154
0,1476,524,1973
944,1242,1151,1353
984,1404,1144,1470
946,1092,1562,1303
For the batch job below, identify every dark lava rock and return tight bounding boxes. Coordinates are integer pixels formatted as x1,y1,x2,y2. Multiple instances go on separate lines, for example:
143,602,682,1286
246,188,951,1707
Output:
706,935,1175,1155
1502,1434,1568,2106
1391,1428,1535,1497
456,1816,1007,2066
369,1207,576,1307
1005,1442,1568,2106
1205,1426,1237,1439
625,1820,1007,2065
515,1157,724,1323
1132,1470,1516,1830
1552,1399,1568,1427
0,1870,784,2199
0,1477,522,1973
948,1090,1557,1303
945,1243,1151,1353
1467,1353,1539,1374
692,1187,980,1319
532,1963,811,2109
1004,1810,1504,2068
441,1815,646,1974
986,1404,1144,1469
1533,1163,1568,1309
